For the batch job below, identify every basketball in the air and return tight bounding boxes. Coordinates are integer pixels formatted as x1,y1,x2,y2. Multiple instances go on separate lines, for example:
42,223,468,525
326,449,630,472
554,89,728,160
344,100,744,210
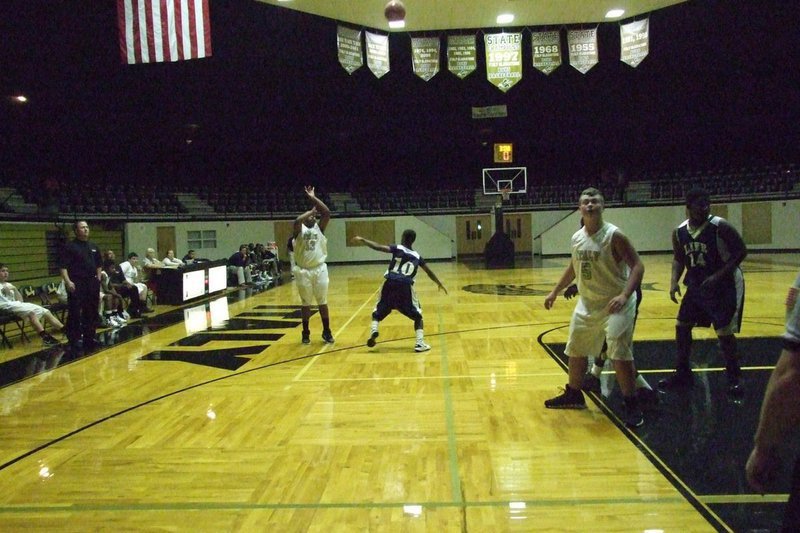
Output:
384,0,406,22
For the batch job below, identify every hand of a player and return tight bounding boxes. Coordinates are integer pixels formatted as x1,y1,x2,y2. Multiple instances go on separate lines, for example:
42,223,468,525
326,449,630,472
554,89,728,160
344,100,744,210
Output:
745,446,779,494
544,291,557,310
606,294,627,314
438,283,448,295
669,283,681,303
351,236,363,244
304,185,316,198
564,284,578,300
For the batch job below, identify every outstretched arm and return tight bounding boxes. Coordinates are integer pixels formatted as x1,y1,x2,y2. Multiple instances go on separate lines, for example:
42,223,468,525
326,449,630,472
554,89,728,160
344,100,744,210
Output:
304,186,331,232
420,263,447,294
351,235,391,253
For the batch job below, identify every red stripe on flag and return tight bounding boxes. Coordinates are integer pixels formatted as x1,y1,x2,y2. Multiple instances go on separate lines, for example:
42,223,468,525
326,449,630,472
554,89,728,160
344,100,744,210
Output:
187,0,198,60
131,0,142,64
174,1,185,61
160,0,171,62
201,0,212,56
117,0,128,63
144,0,155,63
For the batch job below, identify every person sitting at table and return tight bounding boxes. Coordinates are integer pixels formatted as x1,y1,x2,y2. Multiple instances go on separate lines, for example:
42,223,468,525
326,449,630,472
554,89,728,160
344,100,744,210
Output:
162,249,184,267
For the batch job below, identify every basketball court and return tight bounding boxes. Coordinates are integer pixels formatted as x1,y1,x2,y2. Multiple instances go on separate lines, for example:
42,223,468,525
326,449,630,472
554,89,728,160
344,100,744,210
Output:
0,253,796,531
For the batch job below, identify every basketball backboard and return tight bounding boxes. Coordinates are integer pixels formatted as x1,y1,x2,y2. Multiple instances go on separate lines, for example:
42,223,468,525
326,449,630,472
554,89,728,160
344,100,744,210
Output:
482,167,527,196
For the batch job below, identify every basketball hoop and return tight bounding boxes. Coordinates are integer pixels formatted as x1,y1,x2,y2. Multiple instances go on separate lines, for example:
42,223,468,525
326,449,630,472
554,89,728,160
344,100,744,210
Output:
500,187,511,202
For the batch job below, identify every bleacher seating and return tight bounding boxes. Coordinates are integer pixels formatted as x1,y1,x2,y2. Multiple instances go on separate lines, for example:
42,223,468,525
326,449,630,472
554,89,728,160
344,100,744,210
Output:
1,162,797,220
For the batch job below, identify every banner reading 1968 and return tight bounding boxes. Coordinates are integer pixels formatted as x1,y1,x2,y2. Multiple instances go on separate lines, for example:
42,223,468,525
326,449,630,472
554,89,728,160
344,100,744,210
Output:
531,30,561,75
485,32,522,92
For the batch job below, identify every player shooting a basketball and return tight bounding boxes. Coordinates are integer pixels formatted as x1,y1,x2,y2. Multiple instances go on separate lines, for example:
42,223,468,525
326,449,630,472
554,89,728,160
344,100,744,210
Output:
352,230,447,353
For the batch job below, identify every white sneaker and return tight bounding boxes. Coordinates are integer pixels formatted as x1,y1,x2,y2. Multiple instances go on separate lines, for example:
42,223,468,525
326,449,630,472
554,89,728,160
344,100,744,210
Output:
414,341,431,353
108,316,122,328
121,310,131,320
116,314,127,324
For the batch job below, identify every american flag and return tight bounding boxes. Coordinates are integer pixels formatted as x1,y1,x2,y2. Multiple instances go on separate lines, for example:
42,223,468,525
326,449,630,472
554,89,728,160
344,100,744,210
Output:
117,0,212,64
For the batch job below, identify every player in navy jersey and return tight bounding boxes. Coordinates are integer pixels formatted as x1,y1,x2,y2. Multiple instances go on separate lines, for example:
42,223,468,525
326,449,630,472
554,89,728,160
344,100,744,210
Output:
352,230,447,352
660,187,747,395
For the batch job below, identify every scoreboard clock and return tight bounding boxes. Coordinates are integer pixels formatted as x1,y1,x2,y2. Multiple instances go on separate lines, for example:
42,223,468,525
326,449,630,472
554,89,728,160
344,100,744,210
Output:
493,143,513,163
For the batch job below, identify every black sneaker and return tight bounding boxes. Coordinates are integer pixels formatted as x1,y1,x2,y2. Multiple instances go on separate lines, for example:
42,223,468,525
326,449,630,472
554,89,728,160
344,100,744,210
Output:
581,373,601,394
322,330,335,344
622,396,644,428
366,331,379,347
635,387,660,406
658,369,693,390
544,385,586,409
301,331,311,345
41,334,60,346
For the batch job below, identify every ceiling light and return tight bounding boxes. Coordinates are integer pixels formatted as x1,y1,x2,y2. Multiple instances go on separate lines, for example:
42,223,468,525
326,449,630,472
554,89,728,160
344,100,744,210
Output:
496,13,514,25
605,8,625,18
388,20,405,29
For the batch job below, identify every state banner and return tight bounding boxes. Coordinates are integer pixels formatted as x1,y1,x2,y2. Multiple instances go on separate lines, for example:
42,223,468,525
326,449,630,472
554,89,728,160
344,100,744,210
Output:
365,31,390,78
620,18,650,68
567,28,598,74
337,25,363,74
411,37,440,81
531,30,562,75
447,35,476,79
485,32,522,92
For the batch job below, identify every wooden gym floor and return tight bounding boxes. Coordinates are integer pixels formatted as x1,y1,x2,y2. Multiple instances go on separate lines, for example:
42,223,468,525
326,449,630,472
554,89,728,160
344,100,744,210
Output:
0,252,797,532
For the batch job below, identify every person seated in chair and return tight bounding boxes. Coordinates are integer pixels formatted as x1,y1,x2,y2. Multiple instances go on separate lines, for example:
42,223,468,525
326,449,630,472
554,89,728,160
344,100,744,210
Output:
162,249,184,267
182,250,197,265
228,244,254,287
119,252,152,314
105,256,144,319
0,263,63,346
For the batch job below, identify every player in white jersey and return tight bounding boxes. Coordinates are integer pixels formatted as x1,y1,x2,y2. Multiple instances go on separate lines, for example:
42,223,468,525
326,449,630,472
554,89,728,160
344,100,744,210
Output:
293,186,334,344
352,230,447,352
746,272,800,530
543,187,646,429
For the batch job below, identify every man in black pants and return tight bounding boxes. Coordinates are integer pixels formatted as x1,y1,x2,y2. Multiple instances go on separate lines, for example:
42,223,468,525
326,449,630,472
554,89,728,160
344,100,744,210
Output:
59,220,102,351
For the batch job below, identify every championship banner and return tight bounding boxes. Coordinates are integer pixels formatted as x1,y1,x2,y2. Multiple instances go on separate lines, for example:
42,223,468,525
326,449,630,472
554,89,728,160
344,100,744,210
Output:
620,18,650,68
447,35,476,79
531,30,561,75
411,37,440,81
484,32,522,92
337,25,363,74
365,31,390,78
567,28,598,74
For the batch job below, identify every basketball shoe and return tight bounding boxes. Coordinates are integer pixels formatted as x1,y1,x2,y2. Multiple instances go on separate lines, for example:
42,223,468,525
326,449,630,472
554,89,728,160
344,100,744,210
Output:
544,385,586,409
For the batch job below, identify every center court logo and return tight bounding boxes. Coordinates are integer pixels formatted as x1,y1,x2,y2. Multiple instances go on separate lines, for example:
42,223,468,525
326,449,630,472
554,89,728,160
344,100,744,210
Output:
462,281,661,296
462,284,551,296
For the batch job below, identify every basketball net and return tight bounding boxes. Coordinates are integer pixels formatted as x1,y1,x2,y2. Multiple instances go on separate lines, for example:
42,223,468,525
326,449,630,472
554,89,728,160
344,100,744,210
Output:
500,187,511,203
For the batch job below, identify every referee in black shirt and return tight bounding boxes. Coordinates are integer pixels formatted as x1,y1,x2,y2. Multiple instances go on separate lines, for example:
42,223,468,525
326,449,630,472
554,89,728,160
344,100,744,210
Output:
59,220,102,351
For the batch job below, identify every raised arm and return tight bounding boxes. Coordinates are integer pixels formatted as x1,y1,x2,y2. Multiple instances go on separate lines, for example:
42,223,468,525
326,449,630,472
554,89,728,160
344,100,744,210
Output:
351,235,391,253
304,186,331,232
